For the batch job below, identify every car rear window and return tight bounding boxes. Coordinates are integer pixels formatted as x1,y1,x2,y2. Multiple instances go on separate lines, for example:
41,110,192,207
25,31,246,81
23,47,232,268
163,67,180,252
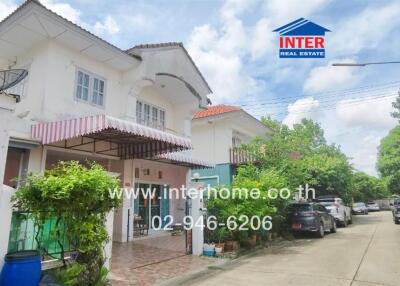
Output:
289,204,313,212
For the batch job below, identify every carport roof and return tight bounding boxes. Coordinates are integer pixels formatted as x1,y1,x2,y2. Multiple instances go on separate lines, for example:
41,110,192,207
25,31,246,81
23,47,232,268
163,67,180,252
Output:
31,114,192,160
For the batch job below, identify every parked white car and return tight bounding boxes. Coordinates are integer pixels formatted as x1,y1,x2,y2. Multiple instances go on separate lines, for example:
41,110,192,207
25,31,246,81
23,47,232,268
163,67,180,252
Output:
315,196,352,227
366,202,380,212
352,202,368,215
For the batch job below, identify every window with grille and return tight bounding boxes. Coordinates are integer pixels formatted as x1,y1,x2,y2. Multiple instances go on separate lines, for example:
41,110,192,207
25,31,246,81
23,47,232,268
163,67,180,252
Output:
75,69,106,107
136,100,166,130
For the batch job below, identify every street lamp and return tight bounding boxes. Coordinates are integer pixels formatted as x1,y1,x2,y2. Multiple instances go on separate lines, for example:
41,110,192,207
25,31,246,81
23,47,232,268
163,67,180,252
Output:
332,61,400,67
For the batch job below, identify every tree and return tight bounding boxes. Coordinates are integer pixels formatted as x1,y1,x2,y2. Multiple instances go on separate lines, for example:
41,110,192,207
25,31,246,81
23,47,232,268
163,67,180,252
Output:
391,89,400,120
297,146,353,202
352,171,389,202
377,126,400,194
247,118,353,200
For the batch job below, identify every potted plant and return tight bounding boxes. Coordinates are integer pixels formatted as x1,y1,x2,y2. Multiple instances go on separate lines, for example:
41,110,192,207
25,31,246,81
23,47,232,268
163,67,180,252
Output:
214,227,227,254
203,228,215,256
203,242,215,256
224,230,240,252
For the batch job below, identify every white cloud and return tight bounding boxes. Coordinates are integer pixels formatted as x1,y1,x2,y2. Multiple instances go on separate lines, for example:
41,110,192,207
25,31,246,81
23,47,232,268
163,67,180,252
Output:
187,0,274,102
41,0,81,23
283,97,320,127
330,1,400,55
0,0,17,21
93,15,120,35
282,91,398,176
303,59,360,93
250,18,274,59
39,0,120,36
350,135,381,175
187,24,257,102
264,0,333,23
336,95,397,129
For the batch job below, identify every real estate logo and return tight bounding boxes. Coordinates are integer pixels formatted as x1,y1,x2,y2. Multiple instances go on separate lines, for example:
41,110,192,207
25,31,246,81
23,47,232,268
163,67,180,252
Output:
273,18,330,58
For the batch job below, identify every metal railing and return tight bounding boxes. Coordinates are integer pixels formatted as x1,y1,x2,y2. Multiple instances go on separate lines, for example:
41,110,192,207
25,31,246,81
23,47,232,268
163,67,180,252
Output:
7,211,73,260
229,147,257,165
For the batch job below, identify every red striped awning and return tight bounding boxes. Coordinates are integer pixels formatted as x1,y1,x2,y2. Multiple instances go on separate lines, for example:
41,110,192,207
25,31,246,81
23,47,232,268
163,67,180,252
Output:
31,114,192,159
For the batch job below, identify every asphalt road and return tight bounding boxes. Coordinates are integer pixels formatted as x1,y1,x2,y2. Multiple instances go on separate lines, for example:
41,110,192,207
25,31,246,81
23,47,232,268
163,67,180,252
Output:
182,211,400,286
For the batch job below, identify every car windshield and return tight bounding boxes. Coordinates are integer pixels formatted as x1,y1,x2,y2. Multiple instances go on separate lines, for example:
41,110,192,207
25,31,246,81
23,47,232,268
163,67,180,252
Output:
319,202,334,207
289,204,312,212
353,203,365,207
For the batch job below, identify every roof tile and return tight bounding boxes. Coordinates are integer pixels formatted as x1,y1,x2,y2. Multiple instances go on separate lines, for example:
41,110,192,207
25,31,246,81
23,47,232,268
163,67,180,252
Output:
193,104,241,119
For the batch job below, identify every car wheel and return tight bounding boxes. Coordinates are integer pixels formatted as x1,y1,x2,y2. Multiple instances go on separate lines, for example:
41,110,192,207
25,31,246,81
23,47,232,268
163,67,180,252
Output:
395,220,400,225
316,223,325,238
341,215,347,227
330,219,337,233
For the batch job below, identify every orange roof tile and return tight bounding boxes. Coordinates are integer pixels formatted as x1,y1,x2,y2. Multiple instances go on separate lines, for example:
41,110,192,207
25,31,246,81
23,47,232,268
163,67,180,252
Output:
193,105,241,119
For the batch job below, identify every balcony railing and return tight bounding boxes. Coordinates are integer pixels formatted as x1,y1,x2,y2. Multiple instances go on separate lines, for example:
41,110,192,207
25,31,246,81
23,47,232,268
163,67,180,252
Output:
229,147,257,165
136,117,166,131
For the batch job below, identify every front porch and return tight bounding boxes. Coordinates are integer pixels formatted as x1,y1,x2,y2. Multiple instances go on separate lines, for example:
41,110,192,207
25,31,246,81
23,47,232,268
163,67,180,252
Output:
109,234,216,286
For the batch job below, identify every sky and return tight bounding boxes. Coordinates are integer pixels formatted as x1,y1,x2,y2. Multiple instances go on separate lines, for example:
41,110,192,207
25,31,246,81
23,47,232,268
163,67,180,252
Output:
1,0,400,176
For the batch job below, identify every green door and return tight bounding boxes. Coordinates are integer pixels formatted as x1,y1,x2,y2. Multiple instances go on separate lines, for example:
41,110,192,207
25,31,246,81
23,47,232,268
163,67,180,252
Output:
160,185,170,227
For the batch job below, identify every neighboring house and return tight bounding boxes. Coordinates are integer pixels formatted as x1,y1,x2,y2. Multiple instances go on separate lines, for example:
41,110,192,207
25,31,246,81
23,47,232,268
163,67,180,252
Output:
0,0,212,267
191,105,271,186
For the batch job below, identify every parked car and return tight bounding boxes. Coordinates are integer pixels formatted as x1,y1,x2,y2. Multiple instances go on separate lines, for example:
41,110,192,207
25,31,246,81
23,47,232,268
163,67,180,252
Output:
287,202,337,238
392,199,400,224
314,196,352,227
352,202,368,215
366,202,380,212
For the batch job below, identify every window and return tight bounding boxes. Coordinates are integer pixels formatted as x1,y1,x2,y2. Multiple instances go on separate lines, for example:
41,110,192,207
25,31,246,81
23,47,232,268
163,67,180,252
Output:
232,137,242,147
144,104,150,124
159,110,165,129
136,101,142,123
92,78,105,106
136,100,166,130
152,107,158,126
75,69,106,107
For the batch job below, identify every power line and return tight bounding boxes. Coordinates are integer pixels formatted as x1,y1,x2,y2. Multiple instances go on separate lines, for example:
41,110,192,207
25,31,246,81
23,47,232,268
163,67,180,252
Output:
239,85,399,108
224,80,400,106
243,90,398,111
247,93,397,117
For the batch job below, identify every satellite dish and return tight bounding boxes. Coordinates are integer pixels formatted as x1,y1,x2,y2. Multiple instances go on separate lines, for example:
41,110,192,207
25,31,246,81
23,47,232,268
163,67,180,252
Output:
0,69,28,91
0,69,28,103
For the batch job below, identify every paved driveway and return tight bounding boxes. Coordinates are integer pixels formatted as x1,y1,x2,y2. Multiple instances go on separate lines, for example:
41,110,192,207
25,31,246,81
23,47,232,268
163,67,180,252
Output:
178,211,400,286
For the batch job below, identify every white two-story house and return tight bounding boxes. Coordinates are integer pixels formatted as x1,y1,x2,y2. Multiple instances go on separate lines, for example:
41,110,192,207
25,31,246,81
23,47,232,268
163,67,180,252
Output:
191,104,271,186
0,0,213,268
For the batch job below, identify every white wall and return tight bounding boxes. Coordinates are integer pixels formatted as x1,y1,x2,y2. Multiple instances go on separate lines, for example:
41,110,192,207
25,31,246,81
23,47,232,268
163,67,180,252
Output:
0,95,31,268
11,40,194,139
192,119,232,165
192,112,270,165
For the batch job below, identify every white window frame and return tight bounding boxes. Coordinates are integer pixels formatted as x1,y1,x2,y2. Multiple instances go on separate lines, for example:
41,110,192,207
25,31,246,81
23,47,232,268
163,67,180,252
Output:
136,100,166,130
74,68,106,107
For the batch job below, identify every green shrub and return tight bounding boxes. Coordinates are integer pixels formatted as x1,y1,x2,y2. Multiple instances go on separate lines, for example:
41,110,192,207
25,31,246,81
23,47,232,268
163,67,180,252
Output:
13,161,121,285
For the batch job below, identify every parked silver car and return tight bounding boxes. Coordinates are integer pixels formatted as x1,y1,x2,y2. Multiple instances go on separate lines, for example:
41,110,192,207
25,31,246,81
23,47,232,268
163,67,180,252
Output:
366,202,380,212
352,202,368,215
